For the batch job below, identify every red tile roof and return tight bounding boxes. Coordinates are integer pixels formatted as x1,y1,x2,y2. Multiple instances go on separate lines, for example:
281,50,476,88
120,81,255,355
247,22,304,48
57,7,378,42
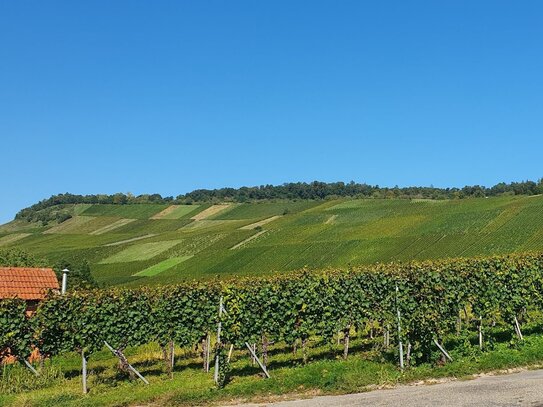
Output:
0,267,59,300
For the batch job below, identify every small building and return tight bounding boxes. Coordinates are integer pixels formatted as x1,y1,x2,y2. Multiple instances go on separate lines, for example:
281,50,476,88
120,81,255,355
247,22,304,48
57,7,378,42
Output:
0,267,60,313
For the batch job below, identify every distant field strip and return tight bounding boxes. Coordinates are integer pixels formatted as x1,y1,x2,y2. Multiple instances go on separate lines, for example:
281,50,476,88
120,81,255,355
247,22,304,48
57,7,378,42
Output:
191,204,232,220
90,218,136,235
100,240,182,263
151,205,200,220
230,230,267,249
73,204,92,215
411,199,449,204
81,204,168,219
104,234,156,247
325,214,337,225
44,216,95,234
240,215,281,230
181,219,239,231
481,204,523,234
0,233,31,246
133,256,193,277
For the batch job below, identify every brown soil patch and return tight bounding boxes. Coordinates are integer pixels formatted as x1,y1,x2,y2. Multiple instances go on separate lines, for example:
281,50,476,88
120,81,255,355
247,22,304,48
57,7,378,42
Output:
191,204,232,221
230,230,267,249
90,218,136,235
151,205,179,220
240,216,281,230
325,214,337,225
104,234,156,247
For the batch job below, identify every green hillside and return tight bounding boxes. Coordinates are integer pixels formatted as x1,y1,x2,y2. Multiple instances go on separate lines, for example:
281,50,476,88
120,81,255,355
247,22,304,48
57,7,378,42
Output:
1,195,543,285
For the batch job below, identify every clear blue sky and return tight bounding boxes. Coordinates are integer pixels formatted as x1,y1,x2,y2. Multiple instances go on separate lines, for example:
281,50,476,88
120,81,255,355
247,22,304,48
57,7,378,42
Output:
1,1,542,223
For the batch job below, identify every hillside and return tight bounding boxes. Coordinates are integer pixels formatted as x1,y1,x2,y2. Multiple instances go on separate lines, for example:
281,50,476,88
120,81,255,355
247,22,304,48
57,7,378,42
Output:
1,195,543,285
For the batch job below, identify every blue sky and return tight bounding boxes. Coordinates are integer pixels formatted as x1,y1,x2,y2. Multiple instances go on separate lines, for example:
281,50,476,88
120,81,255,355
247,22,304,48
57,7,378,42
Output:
1,1,542,223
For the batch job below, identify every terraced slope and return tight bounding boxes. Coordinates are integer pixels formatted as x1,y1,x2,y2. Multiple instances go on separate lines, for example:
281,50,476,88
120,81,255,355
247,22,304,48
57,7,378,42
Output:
1,196,543,285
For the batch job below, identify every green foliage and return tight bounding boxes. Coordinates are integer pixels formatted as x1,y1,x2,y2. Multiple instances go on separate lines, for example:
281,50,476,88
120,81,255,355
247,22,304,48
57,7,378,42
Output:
0,249,46,267
15,204,73,226
4,252,543,369
214,343,230,388
0,299,35,361
53,259,99,290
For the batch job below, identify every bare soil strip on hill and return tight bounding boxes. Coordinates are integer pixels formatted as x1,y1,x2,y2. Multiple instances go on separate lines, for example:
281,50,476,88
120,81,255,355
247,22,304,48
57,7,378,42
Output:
0,233,31,246
180,219,240,231
230,230,267,249
89,218,136,235
240,215,281,230
150,205,179,219
104,234,156,247
324,214,337,225
191,204,232,220
43,216,95,234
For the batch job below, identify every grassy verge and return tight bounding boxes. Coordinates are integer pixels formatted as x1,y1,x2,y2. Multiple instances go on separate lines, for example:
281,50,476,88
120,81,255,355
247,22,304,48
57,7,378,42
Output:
3,326,543,407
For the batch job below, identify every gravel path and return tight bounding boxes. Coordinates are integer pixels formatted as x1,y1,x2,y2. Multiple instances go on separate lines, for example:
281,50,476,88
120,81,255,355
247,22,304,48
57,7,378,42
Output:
232,369,543,407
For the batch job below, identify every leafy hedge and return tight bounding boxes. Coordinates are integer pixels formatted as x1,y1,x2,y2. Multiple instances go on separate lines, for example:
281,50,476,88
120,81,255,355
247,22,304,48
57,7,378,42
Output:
2,252,543,372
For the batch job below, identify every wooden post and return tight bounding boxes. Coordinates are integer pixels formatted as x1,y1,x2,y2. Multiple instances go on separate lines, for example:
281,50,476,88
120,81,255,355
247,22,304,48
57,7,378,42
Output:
82,349,88,394
343,325,350,359
206,334,211,372
479,318,483,347
103,341,149,385
386,324,390,348
213,297,224,385
245,342,270,378
302,337,308,365
395,285,404,369
227,344,234,363
201,336,208,371
433,338,453,362
261,334,269,369
169,341,175,378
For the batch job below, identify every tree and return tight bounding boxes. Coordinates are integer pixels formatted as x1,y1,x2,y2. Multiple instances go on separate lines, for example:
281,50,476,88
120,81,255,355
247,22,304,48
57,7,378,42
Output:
53,259,99,290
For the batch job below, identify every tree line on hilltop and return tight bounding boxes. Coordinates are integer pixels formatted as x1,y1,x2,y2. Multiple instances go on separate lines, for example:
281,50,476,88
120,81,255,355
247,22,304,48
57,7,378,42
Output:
14,179,543,224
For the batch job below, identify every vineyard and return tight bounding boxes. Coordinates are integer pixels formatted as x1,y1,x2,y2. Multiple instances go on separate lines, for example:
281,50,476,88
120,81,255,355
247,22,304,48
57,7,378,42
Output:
3,252,543,397
1,195,543,286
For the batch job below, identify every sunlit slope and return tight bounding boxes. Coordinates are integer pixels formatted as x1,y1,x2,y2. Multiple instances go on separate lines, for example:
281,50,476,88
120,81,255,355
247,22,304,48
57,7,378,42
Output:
1,196,542,285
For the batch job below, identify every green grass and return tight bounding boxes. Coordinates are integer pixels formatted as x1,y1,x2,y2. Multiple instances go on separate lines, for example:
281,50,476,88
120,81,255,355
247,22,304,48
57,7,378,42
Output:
0,233,31,246
3,195,543,285
4,323,543,406
99,240,182,263
133,256,193,277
